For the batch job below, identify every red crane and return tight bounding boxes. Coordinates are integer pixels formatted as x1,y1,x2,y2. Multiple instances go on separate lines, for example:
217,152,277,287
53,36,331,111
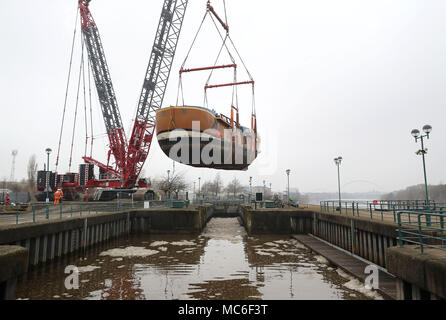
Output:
37,0,245,200
79,0,188,190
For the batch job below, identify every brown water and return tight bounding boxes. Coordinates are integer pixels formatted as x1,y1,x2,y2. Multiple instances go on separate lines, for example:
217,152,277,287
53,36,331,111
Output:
15,218,381,300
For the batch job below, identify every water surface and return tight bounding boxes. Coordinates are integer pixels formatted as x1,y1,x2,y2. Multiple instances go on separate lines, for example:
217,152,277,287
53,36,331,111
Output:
15,218,381,300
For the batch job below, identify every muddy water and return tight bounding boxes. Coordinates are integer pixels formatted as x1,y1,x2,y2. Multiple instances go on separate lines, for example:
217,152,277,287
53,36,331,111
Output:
15,218,382,300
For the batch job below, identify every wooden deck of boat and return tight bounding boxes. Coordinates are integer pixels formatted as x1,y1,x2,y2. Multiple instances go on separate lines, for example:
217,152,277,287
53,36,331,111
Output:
293,234,397,300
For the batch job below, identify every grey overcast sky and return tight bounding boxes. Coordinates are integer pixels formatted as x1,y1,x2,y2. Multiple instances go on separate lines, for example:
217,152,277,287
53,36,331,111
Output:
1,0,446,194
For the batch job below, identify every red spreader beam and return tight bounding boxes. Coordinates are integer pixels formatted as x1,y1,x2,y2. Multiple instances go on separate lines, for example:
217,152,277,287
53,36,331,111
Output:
180,64,236,74
205,80,254,90
207,1,229,32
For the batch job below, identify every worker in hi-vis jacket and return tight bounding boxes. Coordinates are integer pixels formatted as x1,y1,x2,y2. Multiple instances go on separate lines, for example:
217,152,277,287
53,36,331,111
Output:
4,193,10,207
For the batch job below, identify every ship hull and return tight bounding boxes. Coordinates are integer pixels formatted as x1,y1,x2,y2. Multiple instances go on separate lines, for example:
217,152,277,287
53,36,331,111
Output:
156,106,258,170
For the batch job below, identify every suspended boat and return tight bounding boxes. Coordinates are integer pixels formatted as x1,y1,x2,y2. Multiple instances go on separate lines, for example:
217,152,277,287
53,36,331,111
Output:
156,105,258,170
155,0,259,170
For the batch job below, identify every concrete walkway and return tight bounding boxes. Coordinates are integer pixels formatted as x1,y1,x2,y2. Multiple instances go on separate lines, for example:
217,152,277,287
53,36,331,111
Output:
293,234,397,300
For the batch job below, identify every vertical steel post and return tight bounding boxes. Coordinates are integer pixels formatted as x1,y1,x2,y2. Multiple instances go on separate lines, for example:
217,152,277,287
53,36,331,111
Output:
46,151,50,203
418,214,424,254
420,136,432,225
335,161,341,214
287,174,290,206
420,137,430,206
397,211,403,247
249,177,252,205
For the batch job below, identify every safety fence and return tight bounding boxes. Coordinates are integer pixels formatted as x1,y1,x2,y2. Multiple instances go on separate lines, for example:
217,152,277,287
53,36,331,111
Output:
320,200,446,224
367,200,446,212
320,200,401,221
191,199,245,206
320,201,362,217
0,200,192,225
397,210,446,253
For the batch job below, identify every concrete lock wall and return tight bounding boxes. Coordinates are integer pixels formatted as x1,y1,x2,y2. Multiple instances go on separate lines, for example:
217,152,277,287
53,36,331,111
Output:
0,205,215,300
240,207,445,300
0,246,28,300
240,208,398,268
0,205,215,269
311,212,399,269
240,207,313,235
386,246,446,300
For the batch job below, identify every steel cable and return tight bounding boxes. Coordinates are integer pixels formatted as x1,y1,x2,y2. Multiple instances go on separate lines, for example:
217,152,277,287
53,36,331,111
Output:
55,9,79,171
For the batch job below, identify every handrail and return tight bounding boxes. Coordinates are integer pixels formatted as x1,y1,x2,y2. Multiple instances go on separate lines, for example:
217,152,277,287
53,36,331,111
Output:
397,210,446,253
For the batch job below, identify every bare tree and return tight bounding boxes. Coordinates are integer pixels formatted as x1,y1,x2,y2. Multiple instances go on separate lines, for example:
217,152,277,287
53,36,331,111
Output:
171,174,188,199
208,174,223,197
156,172,188,200
200,181,212,198
27,154,38,193
225,177,244,198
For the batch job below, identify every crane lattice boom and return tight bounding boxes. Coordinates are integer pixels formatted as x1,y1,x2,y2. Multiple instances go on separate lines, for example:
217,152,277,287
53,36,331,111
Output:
79,0,127,175
78,0,188,188
125,0,188,188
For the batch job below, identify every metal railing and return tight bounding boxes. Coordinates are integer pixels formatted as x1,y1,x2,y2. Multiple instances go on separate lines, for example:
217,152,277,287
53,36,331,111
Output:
0,200,192,225
397,210,446,253
191,199,245,206
320,200,446,223
367,200,432,211
320,201,361,216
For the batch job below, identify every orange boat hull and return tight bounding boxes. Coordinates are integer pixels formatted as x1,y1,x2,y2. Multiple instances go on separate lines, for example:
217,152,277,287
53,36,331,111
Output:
156,106,258,170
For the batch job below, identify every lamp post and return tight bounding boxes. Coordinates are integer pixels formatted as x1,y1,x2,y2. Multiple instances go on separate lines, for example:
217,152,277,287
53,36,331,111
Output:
45,148,52,203
411,125,432,209
167,170,171,200
249,176,252,204
286,169,290,206
193,182,196,200
334,157,342,213
198,177,201,200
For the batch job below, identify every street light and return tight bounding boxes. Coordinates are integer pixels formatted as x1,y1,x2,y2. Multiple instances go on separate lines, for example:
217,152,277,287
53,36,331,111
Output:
286,169,290,206
249,176,252,204
263,180,266,199
167,170,171,199
334,157,342,213
411,125,432,209
198,177,201,200
45,148,52,203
